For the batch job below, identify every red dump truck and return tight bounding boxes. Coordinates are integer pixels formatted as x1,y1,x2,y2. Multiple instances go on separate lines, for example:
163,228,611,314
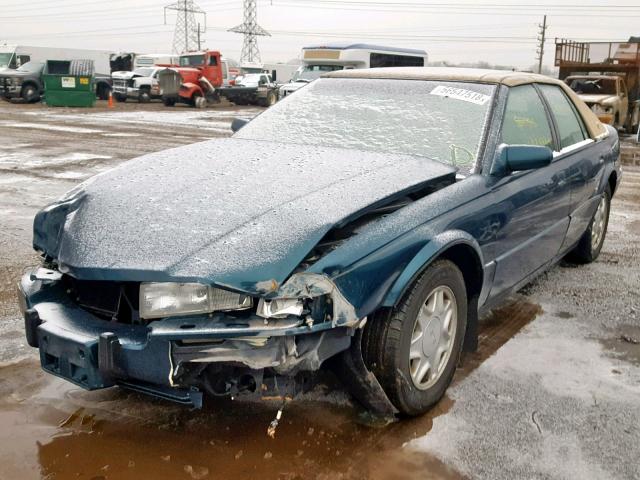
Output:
556,38,640,133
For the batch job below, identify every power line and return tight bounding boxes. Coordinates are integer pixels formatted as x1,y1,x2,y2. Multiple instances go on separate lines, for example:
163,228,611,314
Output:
269,1,640,17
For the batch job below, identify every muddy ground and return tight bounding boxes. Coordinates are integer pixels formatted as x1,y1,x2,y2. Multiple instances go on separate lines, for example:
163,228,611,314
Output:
0,100,638,480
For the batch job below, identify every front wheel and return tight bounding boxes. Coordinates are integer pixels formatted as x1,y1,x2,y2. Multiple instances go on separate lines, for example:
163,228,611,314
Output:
138,89,151,103
566,185,611,264
191,93,206,108
21,85,39,103
363,259,467,416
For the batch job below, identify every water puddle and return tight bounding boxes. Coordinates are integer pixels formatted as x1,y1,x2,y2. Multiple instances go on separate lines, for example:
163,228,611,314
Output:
600,324,640,367
0,296,542,480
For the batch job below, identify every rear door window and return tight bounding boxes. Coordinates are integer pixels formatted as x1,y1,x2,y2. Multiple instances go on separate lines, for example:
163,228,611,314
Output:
501,84,553,149
538,84,588,149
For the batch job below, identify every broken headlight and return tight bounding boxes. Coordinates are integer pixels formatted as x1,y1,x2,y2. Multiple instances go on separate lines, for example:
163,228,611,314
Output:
139,282,252,319
256,298,304,319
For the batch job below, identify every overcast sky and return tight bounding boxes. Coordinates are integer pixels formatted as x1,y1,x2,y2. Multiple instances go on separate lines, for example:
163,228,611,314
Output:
1,0,639,69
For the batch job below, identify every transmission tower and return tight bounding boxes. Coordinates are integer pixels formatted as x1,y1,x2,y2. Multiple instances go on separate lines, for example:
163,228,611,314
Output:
228,0,270,63
164,0,207,54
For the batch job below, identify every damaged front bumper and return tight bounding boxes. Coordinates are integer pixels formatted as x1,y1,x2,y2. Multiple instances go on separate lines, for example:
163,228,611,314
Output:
18,268,358,408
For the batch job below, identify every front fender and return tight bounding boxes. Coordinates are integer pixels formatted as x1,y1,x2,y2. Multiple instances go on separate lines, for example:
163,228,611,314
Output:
179,83,202,98
381,230,484,308
329,228,484,319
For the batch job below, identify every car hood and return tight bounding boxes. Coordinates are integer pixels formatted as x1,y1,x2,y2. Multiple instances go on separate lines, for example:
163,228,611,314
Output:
578,94,617,104
112,71,142,80
281,82,306,90
33,138,455,293
0,69,32,79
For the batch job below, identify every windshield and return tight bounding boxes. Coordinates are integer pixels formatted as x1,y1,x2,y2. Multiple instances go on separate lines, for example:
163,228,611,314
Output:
179,55,204,67
235,78,496,173
133,67,155,77
292,65,343,82
0,52,13,68
569,78,617,95
16,61,43,73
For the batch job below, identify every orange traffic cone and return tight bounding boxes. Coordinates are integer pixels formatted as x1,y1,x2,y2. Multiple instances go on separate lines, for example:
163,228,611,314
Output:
108,91,114,108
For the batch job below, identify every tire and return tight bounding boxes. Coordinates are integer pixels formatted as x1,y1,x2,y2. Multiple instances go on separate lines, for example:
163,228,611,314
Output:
97,84,110,101
260,91,277,107
191,93,205,108
163,96,176,107
362,259,467,416
114,93,127,103
566,184,611,264
138,89,151,103
21,84,39,103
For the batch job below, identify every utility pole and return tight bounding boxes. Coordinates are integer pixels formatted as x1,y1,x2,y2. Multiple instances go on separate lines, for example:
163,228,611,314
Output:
536,15,548,74
228,0,270,64
164,0,206,54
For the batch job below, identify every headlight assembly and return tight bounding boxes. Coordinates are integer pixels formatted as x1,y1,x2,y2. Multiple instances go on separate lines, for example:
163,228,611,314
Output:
139,282,252,319
256,297,304,319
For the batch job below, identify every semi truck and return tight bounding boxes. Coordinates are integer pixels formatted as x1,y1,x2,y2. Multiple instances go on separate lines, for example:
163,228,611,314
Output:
158,50,228,107
0,44,113,101
556,38,640,133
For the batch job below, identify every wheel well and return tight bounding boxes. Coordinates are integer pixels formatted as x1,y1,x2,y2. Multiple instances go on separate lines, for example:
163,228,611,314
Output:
608,171,618,197
21,81,38,91
438,243,483,300
438,243,483,352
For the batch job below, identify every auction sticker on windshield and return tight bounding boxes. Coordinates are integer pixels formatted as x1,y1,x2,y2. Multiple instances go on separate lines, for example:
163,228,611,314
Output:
430,85,491,105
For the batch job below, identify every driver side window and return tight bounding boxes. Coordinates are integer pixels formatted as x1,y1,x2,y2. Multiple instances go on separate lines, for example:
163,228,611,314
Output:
501,85,553,149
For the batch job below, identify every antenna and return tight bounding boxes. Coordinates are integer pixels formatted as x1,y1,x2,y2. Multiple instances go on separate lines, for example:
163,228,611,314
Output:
228,0,270,63
164,0,206,54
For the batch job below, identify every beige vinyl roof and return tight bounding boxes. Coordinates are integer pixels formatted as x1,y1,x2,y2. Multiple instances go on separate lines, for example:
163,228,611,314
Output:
323,67,608,140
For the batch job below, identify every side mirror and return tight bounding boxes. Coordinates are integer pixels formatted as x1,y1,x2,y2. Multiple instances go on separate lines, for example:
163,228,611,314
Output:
491,144,553,176
231,117,250,133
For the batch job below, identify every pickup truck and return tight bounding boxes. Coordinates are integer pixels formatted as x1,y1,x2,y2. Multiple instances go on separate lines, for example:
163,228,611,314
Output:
0,60,111,103
566,75,640,133
0,61,44,102
218,73,279,107
111,67,168,103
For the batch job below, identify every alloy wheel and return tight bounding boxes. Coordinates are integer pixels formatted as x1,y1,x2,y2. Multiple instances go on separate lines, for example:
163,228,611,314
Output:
409,285,458,390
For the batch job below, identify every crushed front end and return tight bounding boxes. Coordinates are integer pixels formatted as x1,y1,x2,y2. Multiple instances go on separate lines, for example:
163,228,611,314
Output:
18,266,361,408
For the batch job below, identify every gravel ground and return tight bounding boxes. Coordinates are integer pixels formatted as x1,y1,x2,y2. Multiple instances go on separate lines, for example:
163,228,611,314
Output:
0,100,638,479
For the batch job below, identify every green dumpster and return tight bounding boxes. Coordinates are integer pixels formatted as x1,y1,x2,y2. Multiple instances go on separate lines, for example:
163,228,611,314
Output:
43,59,96,107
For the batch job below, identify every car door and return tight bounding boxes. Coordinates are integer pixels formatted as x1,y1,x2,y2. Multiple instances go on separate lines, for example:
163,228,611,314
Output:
536,84,606,251
487,84,573,298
